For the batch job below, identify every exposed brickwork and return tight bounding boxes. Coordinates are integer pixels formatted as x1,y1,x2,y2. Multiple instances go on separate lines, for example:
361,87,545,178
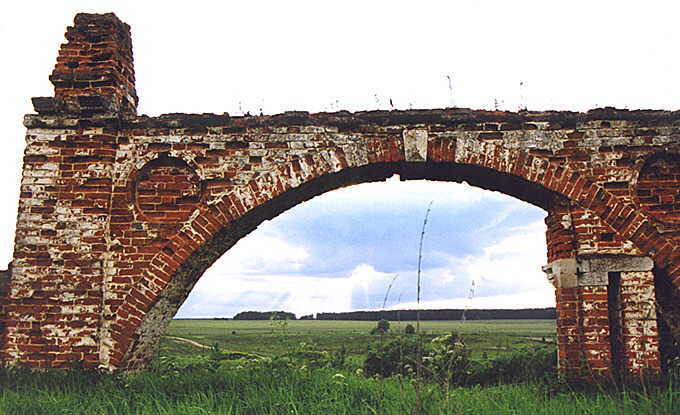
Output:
1,13,679,380
619,271,660,376
34,13,137,116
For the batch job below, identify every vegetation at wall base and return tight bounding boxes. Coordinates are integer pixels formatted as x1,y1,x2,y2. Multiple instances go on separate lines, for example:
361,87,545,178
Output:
1,362,680,414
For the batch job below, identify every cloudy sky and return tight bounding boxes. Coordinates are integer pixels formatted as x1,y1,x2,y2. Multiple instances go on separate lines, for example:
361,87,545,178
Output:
2,1,680,317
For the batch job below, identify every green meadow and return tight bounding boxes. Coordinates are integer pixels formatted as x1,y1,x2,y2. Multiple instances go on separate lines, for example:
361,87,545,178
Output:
161,319,556,364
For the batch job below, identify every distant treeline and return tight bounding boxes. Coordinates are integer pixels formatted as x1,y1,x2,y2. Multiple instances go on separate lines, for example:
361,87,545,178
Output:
206,308,556,321
314,308,556,321
232,311,297,320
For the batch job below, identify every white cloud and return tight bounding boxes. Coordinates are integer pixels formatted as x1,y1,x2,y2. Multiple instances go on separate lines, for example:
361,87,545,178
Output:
349,264,398,310
212,228,309,275
466,222,548,293
178,263,394,318
349,264,392,289
181,272,354,318
413,220,553,309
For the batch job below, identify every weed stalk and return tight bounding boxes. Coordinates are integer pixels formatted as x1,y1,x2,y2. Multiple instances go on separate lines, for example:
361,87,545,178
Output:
414,201,433,415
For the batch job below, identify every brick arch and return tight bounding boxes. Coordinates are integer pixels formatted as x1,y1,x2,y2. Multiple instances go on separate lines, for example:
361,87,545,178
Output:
106,137,678,370
6,12,680,379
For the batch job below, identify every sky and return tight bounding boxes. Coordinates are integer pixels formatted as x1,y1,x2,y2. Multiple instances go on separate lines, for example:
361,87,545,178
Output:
2,1,680,317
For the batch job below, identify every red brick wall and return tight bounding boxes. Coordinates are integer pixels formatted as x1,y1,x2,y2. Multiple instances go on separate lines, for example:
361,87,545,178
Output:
555,286,612,379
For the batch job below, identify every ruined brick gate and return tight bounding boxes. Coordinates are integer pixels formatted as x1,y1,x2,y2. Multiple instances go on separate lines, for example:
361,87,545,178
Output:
1,13,680,379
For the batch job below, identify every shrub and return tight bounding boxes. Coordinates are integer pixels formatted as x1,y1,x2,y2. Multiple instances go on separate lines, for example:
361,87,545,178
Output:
364,336,420,377
364,331,472,383
363,334,557,387
404,324,416,335
467,346,557,385
370,319,391,335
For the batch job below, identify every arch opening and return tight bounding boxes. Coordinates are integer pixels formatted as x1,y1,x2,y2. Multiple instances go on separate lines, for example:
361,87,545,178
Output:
123,161,560,369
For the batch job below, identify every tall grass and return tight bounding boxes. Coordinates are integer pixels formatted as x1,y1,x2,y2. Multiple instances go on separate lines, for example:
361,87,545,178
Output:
1,364,679,414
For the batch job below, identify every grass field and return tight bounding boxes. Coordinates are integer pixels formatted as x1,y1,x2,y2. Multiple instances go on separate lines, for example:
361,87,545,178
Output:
3,318,680,414
161,319,556,364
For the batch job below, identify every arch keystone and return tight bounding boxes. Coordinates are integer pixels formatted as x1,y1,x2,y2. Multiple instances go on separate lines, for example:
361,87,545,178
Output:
403,128,428,162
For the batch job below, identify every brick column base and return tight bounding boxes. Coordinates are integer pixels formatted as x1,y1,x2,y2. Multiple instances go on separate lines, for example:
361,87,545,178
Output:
544,255,661,381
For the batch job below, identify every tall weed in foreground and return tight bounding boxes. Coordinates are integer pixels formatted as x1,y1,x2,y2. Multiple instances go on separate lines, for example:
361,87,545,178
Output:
414,201,433,414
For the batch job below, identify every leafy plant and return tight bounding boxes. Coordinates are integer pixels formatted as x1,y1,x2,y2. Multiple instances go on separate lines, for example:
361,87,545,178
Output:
370,319,391,335
427,332,472,385
324,344,349,369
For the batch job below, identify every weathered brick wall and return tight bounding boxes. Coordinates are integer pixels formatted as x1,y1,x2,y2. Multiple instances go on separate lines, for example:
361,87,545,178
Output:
556,285,612,378
5,127,115,368
1,13,679,379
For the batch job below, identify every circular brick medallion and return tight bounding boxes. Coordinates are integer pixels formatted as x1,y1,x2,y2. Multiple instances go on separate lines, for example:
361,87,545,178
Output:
132,156,203,223
636,154,680,224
